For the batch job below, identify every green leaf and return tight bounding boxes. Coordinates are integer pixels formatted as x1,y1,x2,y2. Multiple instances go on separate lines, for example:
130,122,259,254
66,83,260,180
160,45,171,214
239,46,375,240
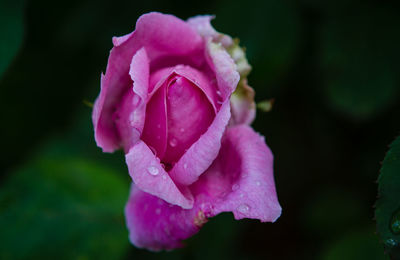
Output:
320,7,400,120
376,136,400,259
0,0,25,79
0,153,130,259
321,227,388,260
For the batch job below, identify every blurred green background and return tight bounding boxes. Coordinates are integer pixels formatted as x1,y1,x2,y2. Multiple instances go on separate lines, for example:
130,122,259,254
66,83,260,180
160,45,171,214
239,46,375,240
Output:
1,0,400,259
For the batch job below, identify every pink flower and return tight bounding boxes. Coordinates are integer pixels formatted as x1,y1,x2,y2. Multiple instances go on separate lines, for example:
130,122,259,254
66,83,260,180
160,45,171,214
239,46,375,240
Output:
92,12,281,251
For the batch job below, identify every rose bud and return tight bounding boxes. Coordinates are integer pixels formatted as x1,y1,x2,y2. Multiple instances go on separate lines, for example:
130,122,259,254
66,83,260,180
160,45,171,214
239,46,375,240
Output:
92,12,281,251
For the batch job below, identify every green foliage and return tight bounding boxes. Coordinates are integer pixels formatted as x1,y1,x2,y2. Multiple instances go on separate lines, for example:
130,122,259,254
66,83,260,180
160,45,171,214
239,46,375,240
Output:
376,136,400,259
0,149,130,259
320,7,400,120
0,0,25,79
321,228,388,260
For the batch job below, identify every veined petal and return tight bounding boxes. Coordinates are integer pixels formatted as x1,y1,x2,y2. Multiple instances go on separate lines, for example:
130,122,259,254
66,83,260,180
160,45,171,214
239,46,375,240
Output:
168,100,231,185
192,125,281,222
125,141,194,209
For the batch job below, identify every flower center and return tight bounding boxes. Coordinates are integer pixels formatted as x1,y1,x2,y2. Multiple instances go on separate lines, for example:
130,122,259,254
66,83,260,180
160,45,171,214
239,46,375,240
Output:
141,65,216,165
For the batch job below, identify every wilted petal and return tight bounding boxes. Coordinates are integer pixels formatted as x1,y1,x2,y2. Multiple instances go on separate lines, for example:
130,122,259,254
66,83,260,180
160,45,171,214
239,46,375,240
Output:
230,79,256,125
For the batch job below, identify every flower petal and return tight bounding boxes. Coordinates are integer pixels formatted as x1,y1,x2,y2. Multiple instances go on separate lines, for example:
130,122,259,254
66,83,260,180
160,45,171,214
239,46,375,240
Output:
113,48,150,152
168,100,231,185
141,81,168,159
192,125,282,222
125,184,201,251
163,76,215,164
206,40,240,101
173,65,219,112
230,79,256,125
187,15,233,47
125,141,193,209
125,125,281,251
135,12,203,60
92,43,140,152
93,11,205,153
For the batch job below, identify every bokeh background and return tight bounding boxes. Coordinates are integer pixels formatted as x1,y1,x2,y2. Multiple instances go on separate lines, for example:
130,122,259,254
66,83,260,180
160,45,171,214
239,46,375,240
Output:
1,0,400,259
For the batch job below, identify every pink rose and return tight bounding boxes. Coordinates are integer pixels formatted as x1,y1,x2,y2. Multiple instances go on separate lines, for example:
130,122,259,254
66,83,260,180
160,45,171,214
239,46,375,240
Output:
92,12,281,251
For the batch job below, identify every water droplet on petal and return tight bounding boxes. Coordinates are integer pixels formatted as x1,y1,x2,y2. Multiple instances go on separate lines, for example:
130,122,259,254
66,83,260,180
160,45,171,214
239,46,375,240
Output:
162,175,167,180
256,181,261,186
147,166,159,176
239,193,244,198
180,128,185,133
237,204,250,214
232,184,240,191
169,138,178,147
216,90,221,96
155,208,161,215
183,163,188,169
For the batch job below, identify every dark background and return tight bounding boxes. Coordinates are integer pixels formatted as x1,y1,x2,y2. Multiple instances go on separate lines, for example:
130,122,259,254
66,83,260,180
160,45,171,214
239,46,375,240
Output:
1,0,400,259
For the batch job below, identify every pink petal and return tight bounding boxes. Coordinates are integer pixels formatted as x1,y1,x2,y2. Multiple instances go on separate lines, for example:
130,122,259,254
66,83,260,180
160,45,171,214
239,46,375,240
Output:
125,184,201,251
135,12,203,60
206,40,240,101
192,125,282,222
92,38,140,152
93,12,205,152
163,76,215,164
114,48,150,152
125,141,193,209
168,100,231,185
141,82,168,159
187,15,233,47
173,65,219,111
125,125,281,251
